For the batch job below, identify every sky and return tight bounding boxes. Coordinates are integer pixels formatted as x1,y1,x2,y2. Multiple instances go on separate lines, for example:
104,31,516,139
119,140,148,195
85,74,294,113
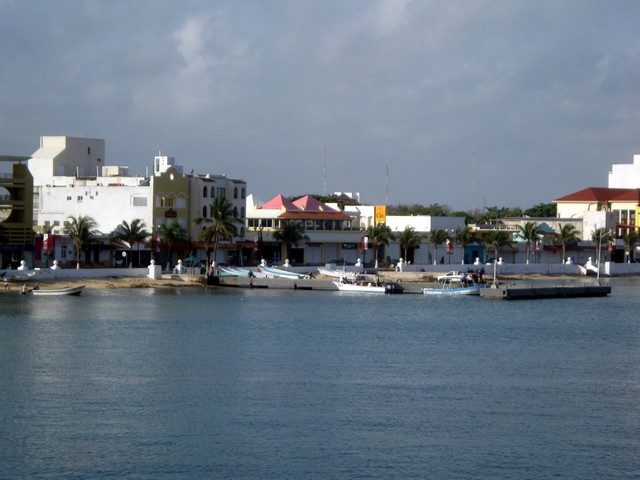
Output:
1,0,639,212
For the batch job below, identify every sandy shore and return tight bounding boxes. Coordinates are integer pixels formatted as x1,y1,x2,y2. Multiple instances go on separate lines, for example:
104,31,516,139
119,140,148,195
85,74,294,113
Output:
2,276,205,291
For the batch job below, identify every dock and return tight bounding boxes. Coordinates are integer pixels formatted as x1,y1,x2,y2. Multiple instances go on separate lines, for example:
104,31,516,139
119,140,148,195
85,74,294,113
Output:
481,284,611,300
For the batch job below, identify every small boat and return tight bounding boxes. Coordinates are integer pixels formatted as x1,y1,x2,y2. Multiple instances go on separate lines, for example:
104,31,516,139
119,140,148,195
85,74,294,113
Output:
333,276,404,294
258,265,308,279
5,271,38,282
423,275,483,296
30,285,85,296
317,266,357,280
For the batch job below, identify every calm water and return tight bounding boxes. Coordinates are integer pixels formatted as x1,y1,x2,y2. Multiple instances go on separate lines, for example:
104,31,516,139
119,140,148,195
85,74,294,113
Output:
1,281,639,479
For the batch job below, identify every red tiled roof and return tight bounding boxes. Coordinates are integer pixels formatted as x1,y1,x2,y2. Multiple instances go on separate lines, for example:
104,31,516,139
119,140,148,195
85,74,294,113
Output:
554,187,640,203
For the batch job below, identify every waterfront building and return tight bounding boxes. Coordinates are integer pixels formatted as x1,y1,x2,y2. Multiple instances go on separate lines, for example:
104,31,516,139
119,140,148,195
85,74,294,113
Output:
245,193,467,266
0,156,34,269
25,136,247,269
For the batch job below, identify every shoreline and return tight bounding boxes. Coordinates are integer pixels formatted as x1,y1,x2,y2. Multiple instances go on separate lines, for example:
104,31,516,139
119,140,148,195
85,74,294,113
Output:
2,271,627,293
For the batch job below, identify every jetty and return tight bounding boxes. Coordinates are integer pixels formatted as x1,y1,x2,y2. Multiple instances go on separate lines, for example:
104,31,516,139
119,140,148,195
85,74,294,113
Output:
481,283,611,300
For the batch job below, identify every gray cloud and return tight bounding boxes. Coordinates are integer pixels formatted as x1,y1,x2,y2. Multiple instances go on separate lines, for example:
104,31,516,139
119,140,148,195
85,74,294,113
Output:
1,0,639,211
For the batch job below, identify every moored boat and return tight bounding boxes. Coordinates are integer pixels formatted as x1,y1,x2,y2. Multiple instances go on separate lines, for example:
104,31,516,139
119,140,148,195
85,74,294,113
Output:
423,274,483,296
317,266,357,280
333,276,404,294
30,285,85,296
258,265,308,279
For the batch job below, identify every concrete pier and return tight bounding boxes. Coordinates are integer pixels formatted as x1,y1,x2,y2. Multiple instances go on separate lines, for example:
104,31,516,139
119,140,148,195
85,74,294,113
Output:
481,284,611,300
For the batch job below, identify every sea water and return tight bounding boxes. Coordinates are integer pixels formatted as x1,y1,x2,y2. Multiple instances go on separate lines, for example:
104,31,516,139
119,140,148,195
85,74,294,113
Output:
1,280,639,479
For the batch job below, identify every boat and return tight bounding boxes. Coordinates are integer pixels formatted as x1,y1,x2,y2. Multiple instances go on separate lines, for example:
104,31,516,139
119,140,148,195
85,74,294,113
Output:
317,266,357,280
422,274,483,296
30,285,85,296
258,265,308,279
5,271,38,282
333,276,404,294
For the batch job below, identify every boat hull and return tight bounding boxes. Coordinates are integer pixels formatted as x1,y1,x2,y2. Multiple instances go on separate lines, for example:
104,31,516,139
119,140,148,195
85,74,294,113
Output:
422,286,482,296
31,285,85,296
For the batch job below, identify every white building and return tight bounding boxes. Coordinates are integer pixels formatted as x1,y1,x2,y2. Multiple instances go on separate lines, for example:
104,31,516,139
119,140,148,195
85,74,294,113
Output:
27,136,247,268
609,154,640,188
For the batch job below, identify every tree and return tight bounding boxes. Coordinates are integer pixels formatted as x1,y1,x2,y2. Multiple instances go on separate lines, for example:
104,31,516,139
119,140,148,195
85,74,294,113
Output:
365,223,395,268
399,226,422,262
484,230,513,263
556,223,580,263
110,218,150,267
455,226,478,264
158,223,189,269
273,220,309,263
524,203,557,217
591,228,613,266
623,229,639,263
429,229,448,265
518,221,542,264
63,215,99,268
193,197,241,273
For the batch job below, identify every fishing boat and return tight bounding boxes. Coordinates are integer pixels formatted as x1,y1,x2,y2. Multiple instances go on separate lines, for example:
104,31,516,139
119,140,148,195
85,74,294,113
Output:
30,285,85,296
422,275,483,296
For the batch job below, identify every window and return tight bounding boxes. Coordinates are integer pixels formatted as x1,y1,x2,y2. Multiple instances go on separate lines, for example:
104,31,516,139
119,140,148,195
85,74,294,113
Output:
177,198,186,208
202,206,207,217
240,227,245,237
234,207,238,217
160,196,175,208
241,207,245,218
77,196,83,202
241,187,246,199
67,196,72,201
234,187,238,199
203,186,208,197
216,187,226,198
132,197,147,207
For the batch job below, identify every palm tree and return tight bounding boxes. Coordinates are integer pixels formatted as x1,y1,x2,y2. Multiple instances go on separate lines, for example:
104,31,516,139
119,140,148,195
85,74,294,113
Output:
518,221,542,264
623,229,639,263
273,220,309,263
556,223,580,263
63,215,99,269
158,223,189,269
455,226,477,264
484,230,513,264
591,227,613,266
399,226,422,263
429,229,448,265
365,223,395,268
193,197,241,273
110,218,150,267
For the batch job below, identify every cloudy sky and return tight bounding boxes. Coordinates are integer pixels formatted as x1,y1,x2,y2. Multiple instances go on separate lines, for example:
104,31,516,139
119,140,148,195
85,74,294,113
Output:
1,0,639,211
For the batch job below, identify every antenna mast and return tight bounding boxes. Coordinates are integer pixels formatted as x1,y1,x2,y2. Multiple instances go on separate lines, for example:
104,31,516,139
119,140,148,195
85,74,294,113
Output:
323,145,327,195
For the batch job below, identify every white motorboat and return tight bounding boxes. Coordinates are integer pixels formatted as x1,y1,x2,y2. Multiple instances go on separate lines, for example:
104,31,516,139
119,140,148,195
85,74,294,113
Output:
30,285,85,296
423,275,483,296
333,276,404,294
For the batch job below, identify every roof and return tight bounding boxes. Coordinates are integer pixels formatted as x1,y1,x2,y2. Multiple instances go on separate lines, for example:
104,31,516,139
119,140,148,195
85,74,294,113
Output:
292,195,337,212
260,194,300,211
554,187,640,203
